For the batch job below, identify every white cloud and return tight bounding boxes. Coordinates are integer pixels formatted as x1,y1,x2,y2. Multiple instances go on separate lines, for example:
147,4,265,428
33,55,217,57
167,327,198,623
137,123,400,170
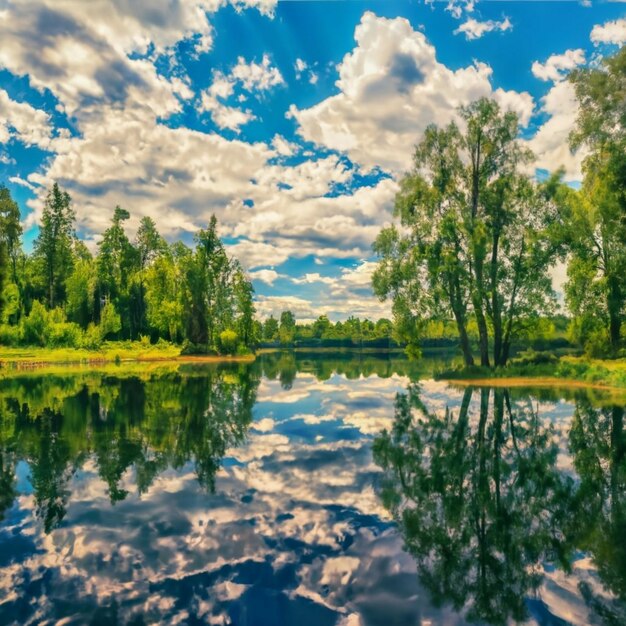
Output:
292,273,335,285
249,268,282,285
527,80,585,182
199,55,283,131
290,13,532,174
590,18,626,45
271,134,298,156
454,17,512,40
295,58,308,76
532,49,586,82
200,92,256,131
231,54,284,92
0,88,52,149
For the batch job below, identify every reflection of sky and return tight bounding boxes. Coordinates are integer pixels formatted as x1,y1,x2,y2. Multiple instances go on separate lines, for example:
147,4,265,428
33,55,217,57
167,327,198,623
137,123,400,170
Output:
0,370,616,625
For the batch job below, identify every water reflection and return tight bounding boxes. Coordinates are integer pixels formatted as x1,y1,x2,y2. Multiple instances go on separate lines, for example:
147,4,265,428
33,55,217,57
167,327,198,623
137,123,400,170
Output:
374,384,626,625
0,355,625,625
0,365,259,532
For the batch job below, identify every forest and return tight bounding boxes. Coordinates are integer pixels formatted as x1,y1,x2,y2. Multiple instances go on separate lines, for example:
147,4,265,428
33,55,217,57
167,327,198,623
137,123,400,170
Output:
0,46,625,366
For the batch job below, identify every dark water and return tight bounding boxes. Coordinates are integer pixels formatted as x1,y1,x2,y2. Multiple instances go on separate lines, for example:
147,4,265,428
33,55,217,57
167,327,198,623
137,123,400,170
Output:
0,352,625,625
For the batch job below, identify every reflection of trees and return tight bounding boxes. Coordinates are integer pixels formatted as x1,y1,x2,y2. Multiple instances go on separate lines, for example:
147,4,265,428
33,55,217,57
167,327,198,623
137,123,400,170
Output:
256,349,448,384
569,401,626,624
0,365,258,532
374,385,573,625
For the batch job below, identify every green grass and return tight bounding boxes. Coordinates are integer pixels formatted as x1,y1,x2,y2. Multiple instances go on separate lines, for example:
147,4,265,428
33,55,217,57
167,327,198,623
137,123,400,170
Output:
436,354,626,390
0,341,255,367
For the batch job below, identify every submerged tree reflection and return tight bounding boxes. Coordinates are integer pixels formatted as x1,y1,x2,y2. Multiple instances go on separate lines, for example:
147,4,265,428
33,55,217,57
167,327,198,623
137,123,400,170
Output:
0,365,259,532
569,401,626,624
374,385,576,625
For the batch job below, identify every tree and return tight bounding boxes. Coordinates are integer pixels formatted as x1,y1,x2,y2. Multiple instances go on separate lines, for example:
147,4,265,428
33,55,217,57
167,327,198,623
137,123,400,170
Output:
0,235,7,322
135,216,166,335
233,263,255,349
263,315,279,342
145,244,184,342
373,98,562,367
0,185,23,294
97,206,139,338
567,46,626,354
279,310,296,345
66,252,96,329
32,183,75,308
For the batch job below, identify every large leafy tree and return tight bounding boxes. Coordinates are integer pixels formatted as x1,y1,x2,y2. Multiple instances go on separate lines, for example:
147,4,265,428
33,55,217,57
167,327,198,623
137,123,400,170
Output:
373,98,562,366
567,45,626,354
32,183,75,309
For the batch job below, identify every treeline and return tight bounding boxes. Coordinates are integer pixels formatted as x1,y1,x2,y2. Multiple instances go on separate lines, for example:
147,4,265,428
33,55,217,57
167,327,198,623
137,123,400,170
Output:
259,311,396,348
0,185,255,354
374,46,626,366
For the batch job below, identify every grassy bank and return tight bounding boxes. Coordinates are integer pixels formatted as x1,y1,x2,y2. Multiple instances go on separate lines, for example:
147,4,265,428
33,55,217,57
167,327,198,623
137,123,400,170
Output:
0,342,256,368
437,355,626,390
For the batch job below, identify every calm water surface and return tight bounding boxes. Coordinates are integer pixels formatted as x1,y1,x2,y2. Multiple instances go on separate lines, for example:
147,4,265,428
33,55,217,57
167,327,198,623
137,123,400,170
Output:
0,352,625,625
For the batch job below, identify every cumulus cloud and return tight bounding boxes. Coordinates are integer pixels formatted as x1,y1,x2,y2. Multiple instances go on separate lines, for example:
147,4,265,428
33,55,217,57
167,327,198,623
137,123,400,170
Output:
249,268,282,285
290,12,532,174
199,55,283,131
231,54,284,91
532,49,586,82
454,16,512,40
527,80,585,182
0,88,53,149
256,261,392,321
590,18,626,45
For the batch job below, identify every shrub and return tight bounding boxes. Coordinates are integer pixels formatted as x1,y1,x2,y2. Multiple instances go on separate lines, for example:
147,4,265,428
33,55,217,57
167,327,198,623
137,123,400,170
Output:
81,323,102,350
0,324,21,346
21,301,48,346
218,329,238,355
47,322,83,348
99,301,121,340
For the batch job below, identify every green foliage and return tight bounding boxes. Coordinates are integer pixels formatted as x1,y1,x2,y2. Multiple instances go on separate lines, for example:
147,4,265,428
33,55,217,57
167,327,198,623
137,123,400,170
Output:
565,46,626,357
218,329,238,355
373,98,562,368
32,183,75,308
99,301,122,340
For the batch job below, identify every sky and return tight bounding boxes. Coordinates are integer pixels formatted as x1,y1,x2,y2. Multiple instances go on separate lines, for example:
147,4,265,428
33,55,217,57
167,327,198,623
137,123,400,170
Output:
0,0,624,322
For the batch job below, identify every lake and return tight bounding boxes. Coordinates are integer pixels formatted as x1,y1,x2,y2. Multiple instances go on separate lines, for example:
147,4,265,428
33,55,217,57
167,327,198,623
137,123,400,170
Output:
0,352,624,625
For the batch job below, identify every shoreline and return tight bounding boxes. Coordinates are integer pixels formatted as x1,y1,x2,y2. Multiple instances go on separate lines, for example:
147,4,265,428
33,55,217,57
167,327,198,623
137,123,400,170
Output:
440,376,620,392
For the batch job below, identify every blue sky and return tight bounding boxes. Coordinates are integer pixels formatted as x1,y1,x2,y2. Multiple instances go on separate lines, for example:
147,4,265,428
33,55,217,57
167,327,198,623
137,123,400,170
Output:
0,0,624,321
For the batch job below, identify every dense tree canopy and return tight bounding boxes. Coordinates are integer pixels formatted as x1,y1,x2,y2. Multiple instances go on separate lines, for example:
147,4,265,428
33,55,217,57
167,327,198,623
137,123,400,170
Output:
565,45,626,356
0,186,257,355
373,98,563,366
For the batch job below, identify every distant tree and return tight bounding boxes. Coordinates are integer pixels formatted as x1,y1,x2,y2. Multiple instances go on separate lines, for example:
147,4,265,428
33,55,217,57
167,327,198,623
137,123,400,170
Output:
263,315,279,342
32,183,75,308
279,310,296,345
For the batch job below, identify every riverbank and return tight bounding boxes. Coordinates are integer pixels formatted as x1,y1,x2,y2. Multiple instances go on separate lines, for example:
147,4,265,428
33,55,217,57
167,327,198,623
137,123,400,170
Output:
437,355,626,391
0,343,256,368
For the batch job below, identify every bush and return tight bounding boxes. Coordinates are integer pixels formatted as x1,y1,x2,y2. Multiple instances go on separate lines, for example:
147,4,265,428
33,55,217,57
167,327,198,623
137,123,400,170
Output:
81,323,102,350
47,322,83,348
99,301,121,340
218,329,238,355
0,324,21,346
21,301,48,346
510,349,559,367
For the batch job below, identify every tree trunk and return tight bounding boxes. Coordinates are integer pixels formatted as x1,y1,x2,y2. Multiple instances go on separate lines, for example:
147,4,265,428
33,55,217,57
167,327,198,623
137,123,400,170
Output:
607,274,622,353
452,306,475,366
